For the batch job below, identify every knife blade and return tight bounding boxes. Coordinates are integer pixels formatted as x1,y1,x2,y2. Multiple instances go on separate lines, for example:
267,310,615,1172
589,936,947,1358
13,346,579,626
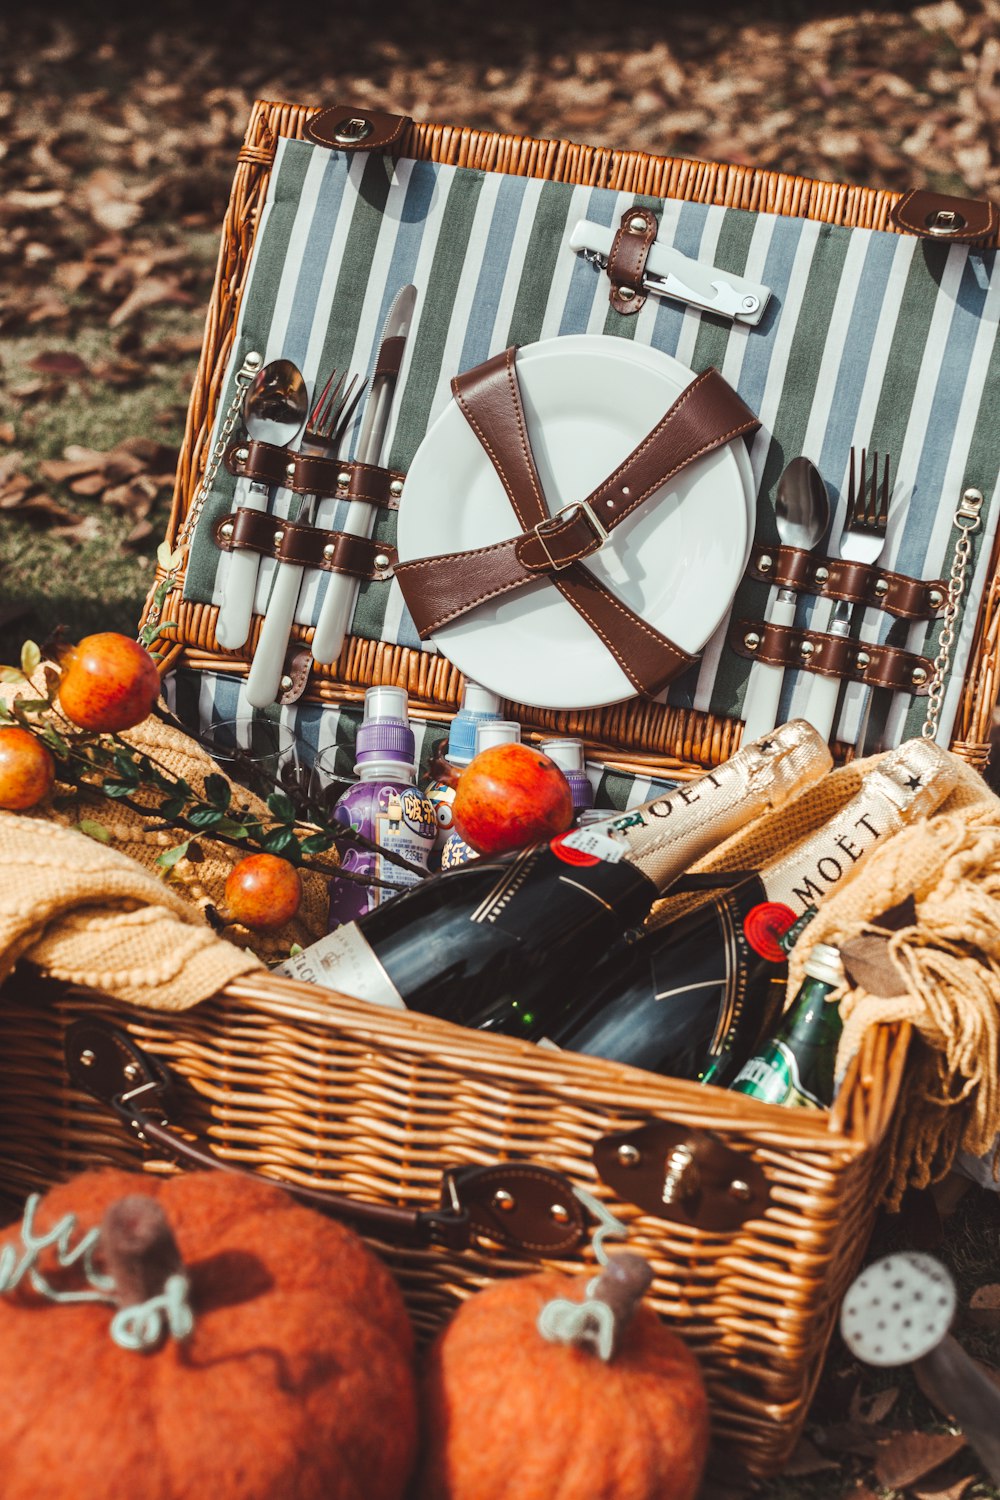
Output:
310,284,418,666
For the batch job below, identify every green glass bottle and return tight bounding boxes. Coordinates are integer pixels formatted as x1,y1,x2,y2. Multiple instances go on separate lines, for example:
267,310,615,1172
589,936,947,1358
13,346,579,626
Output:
728,943,845,1108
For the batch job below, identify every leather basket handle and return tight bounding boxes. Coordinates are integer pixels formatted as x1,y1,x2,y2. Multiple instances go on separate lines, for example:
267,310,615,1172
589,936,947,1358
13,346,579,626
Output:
63,1020,589,1256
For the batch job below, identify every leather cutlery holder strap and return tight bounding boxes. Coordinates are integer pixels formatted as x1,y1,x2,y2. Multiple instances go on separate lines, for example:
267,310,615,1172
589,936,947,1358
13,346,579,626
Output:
223,438,404,507
730,618,933,693
213,508,396,580
748,543,947,620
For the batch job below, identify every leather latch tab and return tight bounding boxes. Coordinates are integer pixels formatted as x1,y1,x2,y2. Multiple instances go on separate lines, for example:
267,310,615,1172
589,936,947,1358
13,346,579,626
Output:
306,105,411,154
607,206,658,315
441,1163,588,1254
890,189,998,244
594,1122,770,1232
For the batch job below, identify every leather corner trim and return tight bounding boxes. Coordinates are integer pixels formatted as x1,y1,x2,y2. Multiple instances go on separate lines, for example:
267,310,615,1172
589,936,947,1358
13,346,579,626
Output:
306,106,411,154
890,188,998,244
277,647,313,706
607,206,658,316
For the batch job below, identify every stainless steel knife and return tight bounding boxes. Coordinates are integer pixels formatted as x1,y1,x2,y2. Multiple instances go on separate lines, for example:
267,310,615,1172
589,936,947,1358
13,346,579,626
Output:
310,284,418,666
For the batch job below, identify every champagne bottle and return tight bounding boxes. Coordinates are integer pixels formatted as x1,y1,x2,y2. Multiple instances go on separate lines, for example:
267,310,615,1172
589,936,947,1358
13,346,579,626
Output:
547,738,956,1085
275,720,832,1035
729,943,845,1107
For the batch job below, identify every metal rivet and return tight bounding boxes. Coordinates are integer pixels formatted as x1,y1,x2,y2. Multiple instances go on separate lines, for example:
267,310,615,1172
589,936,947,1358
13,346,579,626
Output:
874,578,889,598
492,1190,516,1213
912,666,928,686
273,529,284,547
742,295,760,313
800,640,815,658
729,1179,752,1202
234,447,249,463
628,214,648,233
80,1049,95,1068
374,552,390,570
758,552,773,572
279,675,293,693
856,650,871,669
616,285,636,300
219,522,234,540
744,631,761,650
337,470,351,487
617,1144,641,1167
285,461,296,479
928,588,944,609
244,352,262,370
123,1062,140,1083
550,1203,571,1224
323,543,336,560
390,479,403,497
814,566,829,583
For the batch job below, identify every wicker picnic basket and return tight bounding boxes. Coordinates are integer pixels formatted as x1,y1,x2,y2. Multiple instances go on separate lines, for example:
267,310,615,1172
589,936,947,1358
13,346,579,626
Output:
1,99,998,1479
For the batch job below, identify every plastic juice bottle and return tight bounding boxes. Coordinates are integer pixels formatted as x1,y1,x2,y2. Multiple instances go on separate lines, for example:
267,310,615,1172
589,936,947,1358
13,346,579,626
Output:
440,720,521,870
537,737,595,820
326,686,437,928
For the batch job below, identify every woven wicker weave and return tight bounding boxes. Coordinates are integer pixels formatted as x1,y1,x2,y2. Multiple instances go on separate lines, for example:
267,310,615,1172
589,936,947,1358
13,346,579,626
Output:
0,100,994,1480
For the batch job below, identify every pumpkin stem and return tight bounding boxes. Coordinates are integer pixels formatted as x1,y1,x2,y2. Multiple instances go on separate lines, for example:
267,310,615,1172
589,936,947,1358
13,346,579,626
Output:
100,1196,185,1308
537,1252,654,1362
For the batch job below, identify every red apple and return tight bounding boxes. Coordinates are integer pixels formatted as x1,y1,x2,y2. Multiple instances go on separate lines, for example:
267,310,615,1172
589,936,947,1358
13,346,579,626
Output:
224,853,302,930
58,632,161,733
452,743,574,856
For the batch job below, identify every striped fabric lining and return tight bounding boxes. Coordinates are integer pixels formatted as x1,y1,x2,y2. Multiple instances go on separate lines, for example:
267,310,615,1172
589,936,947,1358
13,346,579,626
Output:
162,668,676,813
186,137,999,749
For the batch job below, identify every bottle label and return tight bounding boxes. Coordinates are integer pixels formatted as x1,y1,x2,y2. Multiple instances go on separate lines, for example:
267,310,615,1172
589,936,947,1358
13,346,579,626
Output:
274,923,407,1007
373,787,437,903
731,1041,824,1108
555,827,625,864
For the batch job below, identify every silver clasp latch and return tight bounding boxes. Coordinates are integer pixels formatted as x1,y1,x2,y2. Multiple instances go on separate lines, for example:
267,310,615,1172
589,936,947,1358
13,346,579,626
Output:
532,498,609,571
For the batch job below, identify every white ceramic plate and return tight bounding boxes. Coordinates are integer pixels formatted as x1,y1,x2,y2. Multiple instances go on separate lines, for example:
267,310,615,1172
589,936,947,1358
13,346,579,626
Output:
398,335,755,709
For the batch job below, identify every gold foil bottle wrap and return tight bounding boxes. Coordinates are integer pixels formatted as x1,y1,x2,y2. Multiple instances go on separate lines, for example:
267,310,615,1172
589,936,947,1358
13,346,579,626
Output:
601,720,833,892
761,737,959,915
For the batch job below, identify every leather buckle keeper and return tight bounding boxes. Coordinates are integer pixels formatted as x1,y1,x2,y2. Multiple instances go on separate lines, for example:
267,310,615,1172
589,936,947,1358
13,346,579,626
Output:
532,499,609,571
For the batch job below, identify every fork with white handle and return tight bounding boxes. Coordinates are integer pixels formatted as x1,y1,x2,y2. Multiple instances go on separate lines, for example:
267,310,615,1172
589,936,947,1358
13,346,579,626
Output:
805,449,892,744
244,370,366,709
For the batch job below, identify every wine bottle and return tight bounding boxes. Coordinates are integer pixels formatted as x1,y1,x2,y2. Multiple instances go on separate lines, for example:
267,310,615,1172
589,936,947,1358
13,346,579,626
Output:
547,738,957,1086
274,720,833,1035
729,943,845,1107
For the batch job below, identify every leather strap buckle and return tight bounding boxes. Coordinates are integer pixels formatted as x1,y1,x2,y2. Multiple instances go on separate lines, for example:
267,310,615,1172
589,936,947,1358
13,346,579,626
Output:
534,498,609,570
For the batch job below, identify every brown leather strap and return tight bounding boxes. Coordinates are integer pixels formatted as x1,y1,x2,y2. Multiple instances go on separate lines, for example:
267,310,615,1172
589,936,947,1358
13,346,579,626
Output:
305,105,411,154
749,543,948,620
890,188,999,246
607,206,658,315
225,439,404,506
375,334,405,379
731,618,933,693
214,508,396,579
395,350,758,696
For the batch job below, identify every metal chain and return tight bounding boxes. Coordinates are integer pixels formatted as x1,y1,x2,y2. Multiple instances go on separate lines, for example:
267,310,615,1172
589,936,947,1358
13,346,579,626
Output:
144,349,262,635
922,487,984,741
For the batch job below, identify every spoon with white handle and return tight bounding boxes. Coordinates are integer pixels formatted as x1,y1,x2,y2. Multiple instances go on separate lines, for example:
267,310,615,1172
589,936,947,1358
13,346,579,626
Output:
215,359,308,651
741,457,829,743
841,1250,1000,1483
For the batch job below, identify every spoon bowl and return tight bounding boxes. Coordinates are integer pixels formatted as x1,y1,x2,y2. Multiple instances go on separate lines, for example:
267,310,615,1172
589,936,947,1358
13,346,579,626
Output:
776,456,830,552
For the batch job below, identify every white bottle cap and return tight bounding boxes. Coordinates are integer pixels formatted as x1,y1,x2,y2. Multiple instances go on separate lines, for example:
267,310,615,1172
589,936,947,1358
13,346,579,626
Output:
363,685,409,725
538,738,585,774
461,681,502,717
475,720,521,752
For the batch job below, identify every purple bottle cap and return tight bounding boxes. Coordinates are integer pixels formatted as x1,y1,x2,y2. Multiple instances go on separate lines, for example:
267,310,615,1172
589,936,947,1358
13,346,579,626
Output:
539,737,595,811
355,685,415,771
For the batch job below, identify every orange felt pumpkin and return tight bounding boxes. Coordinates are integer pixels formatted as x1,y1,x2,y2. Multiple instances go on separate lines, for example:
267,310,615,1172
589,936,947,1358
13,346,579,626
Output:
0,1168,417,1500
417,1262,710,1500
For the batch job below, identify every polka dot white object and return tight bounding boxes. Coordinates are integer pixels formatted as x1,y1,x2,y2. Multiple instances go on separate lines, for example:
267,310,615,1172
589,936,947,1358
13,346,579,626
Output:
840,1252,956,1367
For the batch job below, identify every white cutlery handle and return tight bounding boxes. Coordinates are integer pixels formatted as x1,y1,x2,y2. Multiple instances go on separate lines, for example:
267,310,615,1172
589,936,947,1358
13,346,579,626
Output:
215,477,267,650
740,590,799,743
310,497,377,665
804,616,853,743
245,560,305,708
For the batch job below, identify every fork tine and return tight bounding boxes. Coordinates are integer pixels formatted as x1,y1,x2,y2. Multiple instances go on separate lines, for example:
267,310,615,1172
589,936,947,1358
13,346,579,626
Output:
847,447,857,517
865,451,878,529
878,451,891,530
330,375,368,449
307,369,340,432
316,371,349,436
854,447,867,527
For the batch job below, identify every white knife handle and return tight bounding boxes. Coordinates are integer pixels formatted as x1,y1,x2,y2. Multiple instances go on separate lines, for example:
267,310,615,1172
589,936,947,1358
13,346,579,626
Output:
215,477,268,650
740,590,799,743
245,559,305,708
311,496,377,664
804,616,853,744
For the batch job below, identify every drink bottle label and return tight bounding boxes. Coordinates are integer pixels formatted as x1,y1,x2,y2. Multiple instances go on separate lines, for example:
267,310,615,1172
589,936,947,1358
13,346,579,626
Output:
731,1041,824,1108
275,922,407,1007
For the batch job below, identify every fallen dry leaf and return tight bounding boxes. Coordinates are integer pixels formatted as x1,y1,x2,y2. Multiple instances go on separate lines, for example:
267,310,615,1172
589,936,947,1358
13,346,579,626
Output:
967,1284,1000,1330
8,493,84,527
108,275,194,328
0,424,14,445
874,1430,968,1490
780,1436,841,1476
26,351,90,378
850,1384,901,1426
912,1463,978,1500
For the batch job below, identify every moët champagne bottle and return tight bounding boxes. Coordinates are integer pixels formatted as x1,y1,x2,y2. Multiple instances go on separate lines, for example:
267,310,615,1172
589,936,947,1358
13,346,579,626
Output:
275,721,832,1036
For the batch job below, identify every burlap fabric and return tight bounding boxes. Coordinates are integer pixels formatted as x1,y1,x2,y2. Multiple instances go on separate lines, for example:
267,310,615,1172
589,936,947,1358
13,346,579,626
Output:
652,747,1000,1206
0,677,332,1005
